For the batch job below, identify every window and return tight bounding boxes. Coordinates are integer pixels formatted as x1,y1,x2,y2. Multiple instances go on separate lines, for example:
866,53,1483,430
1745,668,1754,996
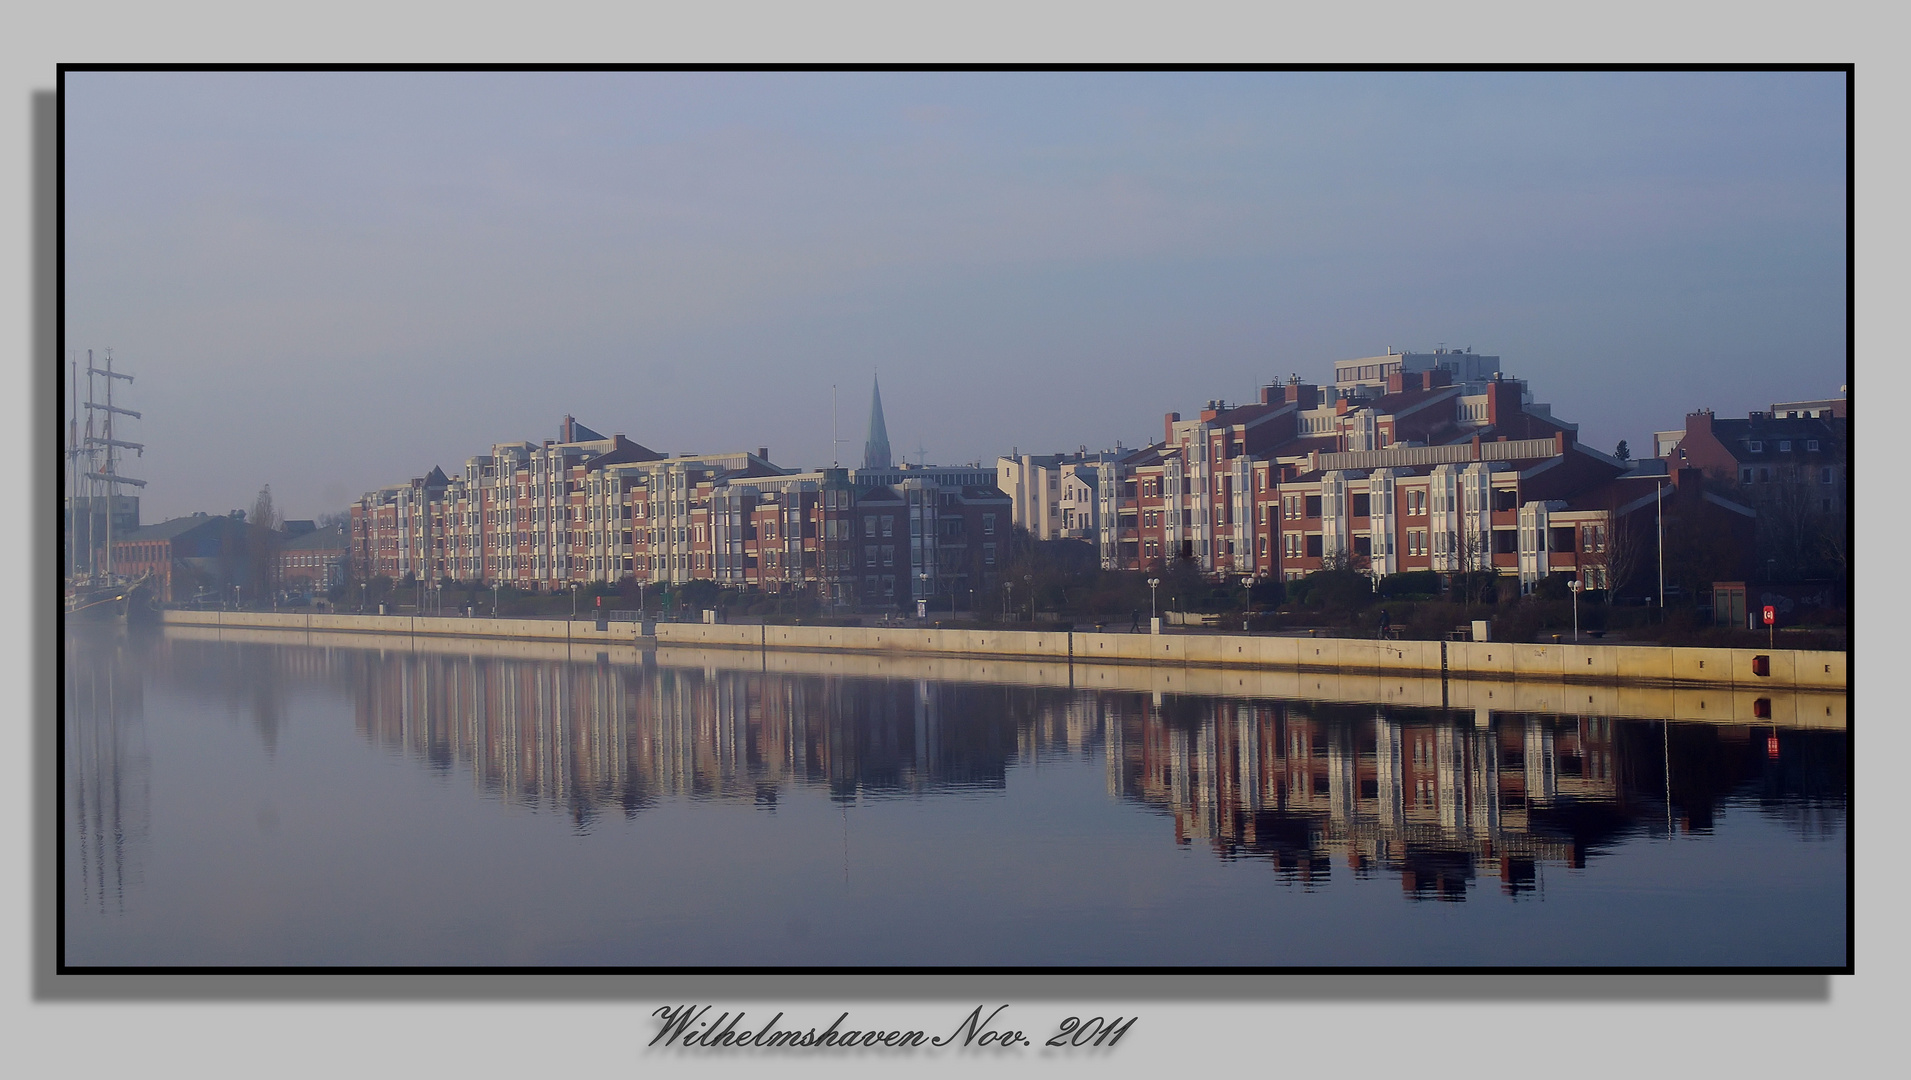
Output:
882,516,894,537
1305,535,1323,558
1741,467,1754,484
1352,494,1371,517
1779,440,1792,452
1807,440,1820,452
982,514,996,536
1305,495,1322,518
982,543,996,566
1748,441,1763,453
1821,467,1833,484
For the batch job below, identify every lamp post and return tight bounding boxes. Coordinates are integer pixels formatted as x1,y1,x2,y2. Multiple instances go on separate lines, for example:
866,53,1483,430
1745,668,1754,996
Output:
1147,577,1160,631
1241,576,1254,633
570,581,578,619
1023,573,1033,622
1004,581,1013,623
232,583,241,611
1618,470,1667,614
492,581,500,617
1568,576,1582,643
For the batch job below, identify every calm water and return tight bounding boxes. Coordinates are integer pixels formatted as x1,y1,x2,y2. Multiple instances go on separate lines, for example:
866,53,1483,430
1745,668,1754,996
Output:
63,625,1848,968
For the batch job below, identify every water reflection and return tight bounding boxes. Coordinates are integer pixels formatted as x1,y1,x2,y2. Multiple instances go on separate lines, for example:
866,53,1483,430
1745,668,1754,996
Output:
64,630,150,915
118,633,1846,905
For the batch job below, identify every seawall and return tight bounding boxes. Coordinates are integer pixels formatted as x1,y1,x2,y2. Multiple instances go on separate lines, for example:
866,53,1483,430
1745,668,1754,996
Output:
157,609,1847,692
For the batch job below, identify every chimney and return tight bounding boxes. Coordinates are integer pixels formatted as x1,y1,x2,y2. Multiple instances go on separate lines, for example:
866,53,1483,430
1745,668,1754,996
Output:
562,414,574,442
1486,378,1523,430
757,446,769,461
1164,412,1180,443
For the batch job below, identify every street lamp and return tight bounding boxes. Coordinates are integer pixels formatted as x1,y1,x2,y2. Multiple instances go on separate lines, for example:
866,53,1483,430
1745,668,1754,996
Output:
1618,470,1667,614
1004,580,1013,623
1023,573,1033,622
1147,577,1160,632
1241,576,1254,633
233,583,241,610
1568,576,1582,643
570,581,578,619
920,572,930,620
492,581,500,617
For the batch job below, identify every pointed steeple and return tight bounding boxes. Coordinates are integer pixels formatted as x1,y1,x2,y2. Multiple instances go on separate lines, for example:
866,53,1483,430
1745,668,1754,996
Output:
863,375,893,469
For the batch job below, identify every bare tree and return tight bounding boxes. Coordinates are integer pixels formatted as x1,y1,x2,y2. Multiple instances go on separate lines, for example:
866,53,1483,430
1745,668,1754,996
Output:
1750,470,1837,581
1450,526,1496,604
246,484,284,601
1592,509,1646,604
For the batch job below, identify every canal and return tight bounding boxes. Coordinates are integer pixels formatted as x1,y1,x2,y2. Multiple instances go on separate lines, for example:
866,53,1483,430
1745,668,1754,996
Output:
63,625,1848,968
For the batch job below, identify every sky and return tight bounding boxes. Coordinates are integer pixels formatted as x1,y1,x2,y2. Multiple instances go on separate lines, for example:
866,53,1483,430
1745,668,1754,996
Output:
61,70,1848,523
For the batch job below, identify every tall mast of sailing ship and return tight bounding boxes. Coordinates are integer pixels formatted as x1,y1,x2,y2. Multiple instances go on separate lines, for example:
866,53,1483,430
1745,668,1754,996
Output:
82,350,143,583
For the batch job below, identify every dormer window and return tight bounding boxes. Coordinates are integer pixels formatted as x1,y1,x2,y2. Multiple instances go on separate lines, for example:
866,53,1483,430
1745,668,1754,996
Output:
1747,441,1763,453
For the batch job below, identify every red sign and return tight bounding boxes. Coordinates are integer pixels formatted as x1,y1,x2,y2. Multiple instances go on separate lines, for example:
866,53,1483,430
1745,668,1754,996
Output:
1762,605,1776,626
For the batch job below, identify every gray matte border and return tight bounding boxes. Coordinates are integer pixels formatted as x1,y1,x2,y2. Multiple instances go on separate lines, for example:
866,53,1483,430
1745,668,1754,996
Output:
34,76,1842,1003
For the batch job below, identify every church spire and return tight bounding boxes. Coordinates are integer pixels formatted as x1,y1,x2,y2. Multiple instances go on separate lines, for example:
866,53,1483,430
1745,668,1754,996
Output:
863,375,892,469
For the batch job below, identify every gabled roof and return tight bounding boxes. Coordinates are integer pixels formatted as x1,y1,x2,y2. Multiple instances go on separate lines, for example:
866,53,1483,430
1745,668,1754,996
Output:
1367,384,1461,418
281,524,347,551
114,515,233,543
583,437,666,471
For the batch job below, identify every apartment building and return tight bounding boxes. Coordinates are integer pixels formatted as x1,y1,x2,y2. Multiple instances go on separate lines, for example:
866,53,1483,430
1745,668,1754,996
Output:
997,449,1111,541
351,401,1008,610
1094,352,1660,595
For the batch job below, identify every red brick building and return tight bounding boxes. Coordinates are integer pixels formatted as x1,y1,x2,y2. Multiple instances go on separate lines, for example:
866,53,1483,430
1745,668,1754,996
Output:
351,415,1009,611
1094,352,1714,597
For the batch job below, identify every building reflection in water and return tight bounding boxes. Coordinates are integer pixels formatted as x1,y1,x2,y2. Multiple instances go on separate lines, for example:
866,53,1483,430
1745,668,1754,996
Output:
64,631,151,916
155,638,1849,903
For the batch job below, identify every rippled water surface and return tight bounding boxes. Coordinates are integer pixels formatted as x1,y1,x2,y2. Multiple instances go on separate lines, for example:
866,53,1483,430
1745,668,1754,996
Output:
64,626,1848,967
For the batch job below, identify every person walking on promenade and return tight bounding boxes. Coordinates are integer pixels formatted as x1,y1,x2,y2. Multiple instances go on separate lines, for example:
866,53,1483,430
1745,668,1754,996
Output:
1378,608,1391,639
1130,610,1140,633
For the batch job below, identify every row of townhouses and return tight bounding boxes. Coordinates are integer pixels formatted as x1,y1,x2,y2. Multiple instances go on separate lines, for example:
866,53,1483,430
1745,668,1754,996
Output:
345,349,1845,609
1000,349,1844,597
350,385,1012,610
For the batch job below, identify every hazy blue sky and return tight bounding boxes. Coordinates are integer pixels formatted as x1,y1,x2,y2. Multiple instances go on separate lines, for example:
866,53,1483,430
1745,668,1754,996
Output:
62,70,1847,522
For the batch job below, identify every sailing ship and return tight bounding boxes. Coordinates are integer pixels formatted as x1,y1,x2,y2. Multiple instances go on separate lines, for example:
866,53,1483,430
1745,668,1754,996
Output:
65,350,151,621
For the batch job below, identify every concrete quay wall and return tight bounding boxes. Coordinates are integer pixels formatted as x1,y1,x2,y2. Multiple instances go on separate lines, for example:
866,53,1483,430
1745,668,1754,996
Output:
160,622,1847,730
159,609,1846,691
